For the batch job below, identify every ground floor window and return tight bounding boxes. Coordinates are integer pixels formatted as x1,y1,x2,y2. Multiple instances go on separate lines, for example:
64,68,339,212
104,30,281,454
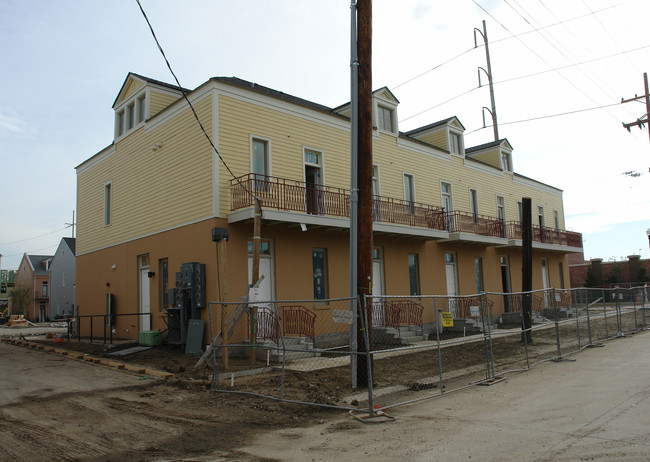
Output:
408,254,420,296
159,258,169,311
312,248,329,300
475,257,484,293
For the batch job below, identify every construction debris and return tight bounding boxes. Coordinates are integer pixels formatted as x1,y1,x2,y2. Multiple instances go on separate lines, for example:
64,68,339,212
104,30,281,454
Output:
7,315,31,327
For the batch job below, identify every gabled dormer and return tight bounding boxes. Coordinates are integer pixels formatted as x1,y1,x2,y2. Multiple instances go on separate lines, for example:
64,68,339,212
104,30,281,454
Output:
405,116,466,156
465,139,514,173
373,87,399,135
112,72,187,141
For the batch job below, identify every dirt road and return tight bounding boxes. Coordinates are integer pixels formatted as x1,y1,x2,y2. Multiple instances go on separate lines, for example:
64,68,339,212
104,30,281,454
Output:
2,330,650,461
242,331,650,461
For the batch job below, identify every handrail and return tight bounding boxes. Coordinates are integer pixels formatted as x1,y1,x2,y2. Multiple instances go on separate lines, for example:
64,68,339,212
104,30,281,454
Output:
75,312,153,345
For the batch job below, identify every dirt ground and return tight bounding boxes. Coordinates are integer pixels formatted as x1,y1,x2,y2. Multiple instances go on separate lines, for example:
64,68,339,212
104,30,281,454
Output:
1,311,639,461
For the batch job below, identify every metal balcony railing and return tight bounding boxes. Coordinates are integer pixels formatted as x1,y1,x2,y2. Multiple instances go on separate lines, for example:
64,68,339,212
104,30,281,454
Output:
230,174,446,231
443,211,507,238
230,174,582,248
506,222,582,247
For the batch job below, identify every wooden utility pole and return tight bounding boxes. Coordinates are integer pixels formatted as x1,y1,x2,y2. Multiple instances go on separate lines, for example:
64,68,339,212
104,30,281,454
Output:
475,20,499,141
621,72,650,145
521,197,533,343
249,198,262,364
356,0,373,388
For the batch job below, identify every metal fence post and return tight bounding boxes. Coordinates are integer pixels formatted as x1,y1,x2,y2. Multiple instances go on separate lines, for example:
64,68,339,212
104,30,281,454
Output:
602,289,609,339
574,289,581,349
553,288,562,359
434,300,444,394
480,292,495,380
359,297,374,416
615,287,623,336
643,285,648,329
585,292,593,346
519,293,530,369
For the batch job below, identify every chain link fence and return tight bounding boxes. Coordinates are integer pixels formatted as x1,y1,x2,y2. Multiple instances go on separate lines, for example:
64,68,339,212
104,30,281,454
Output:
198,285,650,415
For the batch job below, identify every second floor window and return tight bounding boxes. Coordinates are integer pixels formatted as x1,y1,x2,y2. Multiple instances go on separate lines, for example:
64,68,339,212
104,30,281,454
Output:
449,132,462,154
252,137,270,191
104,182,112,226
378,106,394,132
496,195,505,221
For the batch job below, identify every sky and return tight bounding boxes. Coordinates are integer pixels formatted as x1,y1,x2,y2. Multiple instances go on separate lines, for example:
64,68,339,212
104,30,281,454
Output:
1,0,649,271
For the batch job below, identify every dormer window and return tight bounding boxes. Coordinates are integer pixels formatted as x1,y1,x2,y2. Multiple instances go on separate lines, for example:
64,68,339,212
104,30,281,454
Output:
377,106,395,132
449,131,464,155
501,151,513,172
115,92,147,139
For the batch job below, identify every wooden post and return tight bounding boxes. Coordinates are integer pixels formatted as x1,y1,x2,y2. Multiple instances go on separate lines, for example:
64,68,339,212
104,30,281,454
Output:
356,0,373,388
249,198,262,364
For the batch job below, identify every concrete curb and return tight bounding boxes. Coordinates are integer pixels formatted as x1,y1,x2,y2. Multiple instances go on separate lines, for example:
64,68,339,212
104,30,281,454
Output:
0,338,174,379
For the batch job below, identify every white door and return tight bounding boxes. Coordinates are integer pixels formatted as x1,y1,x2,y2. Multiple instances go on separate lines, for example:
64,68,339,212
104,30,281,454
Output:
139,267,151,331
372,252,385,327
541,259,550,308
445,253,459,317
248,256,274,340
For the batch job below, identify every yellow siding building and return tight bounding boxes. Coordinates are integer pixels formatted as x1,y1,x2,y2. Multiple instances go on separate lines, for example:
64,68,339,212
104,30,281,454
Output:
75,73,582,341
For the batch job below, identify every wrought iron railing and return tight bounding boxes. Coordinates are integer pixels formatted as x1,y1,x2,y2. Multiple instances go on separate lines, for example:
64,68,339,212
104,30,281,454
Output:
230,174,582,247
443,211,507,238
506,222,582,247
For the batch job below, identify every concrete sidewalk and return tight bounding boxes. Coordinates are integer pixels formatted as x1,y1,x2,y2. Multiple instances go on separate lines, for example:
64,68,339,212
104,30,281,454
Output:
241,329,650,461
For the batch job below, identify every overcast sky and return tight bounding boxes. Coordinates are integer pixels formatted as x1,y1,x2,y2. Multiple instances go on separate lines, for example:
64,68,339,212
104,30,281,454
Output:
1,0,649,271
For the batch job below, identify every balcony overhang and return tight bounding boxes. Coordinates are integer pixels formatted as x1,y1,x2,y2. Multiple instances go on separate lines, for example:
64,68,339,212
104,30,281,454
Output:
229,207,449,239
440,232,509,246
500,239,583,253
228,208,349,230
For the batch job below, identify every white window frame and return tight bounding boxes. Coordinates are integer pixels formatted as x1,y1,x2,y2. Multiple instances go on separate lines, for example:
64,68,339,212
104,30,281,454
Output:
377,105,396,134
496,195,506,221
372,164,381,197
553,210,560,230
440,181,453,212
517,201,523,223
403,172,415,203
302,146,324,184
537,206,545,228
104,181,112,227
448,130,464,156
114,90,147,139
250,135,272,177
501,150,513,172
136,93,147,123
469,188,479,217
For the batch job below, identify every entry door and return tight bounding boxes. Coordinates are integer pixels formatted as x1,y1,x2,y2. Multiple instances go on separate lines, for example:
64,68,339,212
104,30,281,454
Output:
305,166,321,215
445,253,459,317
372,248,385,326
139,255,151,331
541,259,550,307
248,256,274,303
500,256,512,312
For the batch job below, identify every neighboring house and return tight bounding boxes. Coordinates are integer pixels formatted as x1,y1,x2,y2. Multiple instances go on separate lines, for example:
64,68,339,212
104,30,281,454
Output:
49,237,76,319
14,253,53,321
570,254,650,288
1,269,17,314
75,72,583,340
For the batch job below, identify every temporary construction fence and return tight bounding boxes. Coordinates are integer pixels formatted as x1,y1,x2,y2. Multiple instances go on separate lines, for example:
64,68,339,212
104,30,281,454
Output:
199,285,650,416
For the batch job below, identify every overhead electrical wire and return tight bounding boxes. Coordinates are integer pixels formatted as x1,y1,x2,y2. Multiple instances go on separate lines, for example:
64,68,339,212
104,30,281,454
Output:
470,0,629,127
134,0,254,200
0,227,68,246
465,101,622,134
504,0,638,119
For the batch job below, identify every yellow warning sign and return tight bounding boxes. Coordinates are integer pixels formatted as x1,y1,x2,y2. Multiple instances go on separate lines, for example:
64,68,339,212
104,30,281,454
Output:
441,312,454,327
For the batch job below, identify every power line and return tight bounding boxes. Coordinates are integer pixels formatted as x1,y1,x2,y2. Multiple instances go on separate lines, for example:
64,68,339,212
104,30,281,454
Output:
470,0,627,127
391,47,476,90
400,87,479,123
465,101,621,134
0,227,67,246
135,0,254,200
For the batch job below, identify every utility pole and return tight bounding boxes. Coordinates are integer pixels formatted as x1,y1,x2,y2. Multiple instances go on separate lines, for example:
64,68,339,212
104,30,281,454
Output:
65,211,76,239
621,72,650,145
356,0,373,389
349,0,359,388
475,20,499,141
521,198,533,343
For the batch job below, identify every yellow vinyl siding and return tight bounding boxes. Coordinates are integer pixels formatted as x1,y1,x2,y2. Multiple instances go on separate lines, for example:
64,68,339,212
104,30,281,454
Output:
468,148,500,169
217,94,350,216
413,130,448,150
149,91,181,117
77,96,213,255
